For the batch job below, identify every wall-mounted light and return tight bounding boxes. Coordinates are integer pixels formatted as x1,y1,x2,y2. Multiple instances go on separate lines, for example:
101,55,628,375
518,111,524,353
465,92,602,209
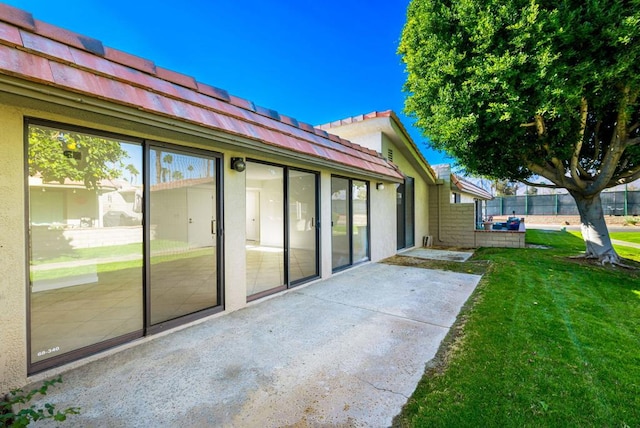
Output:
376,182,385,190
230,157,246,172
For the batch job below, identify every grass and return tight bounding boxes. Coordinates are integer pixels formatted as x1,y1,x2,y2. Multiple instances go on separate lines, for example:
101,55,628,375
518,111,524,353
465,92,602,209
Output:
610,231,640,245
565,231,640,262
394,229,640,427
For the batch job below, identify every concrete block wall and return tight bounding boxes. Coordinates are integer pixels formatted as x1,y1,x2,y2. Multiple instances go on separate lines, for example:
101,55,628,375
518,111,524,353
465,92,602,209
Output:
475,230,526,248
428,184,476,247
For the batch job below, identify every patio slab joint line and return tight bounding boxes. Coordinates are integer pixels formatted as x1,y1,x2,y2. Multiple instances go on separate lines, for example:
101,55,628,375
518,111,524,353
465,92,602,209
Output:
292,290,453,329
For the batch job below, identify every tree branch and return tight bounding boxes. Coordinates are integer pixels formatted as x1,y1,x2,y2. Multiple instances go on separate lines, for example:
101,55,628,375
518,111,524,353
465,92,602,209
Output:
590,86,633,194
626,136,640,146
570,97,588,189
612,164,640,185
518,178,560,188
526,161,580,191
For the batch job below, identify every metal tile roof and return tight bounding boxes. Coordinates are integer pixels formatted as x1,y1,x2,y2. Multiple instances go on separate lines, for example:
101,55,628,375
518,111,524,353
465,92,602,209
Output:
0,3,403,180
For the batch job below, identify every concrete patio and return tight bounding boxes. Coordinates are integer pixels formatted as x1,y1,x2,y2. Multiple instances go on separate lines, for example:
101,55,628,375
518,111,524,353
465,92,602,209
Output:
26,260,482,427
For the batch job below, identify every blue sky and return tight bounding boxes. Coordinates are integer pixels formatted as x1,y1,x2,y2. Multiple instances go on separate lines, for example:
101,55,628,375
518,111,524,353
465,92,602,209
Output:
4,0,451,166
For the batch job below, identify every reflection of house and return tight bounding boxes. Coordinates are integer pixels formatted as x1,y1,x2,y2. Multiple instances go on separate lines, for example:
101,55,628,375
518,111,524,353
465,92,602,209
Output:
28,176,142,228
150,177,216,247
0,4,511,392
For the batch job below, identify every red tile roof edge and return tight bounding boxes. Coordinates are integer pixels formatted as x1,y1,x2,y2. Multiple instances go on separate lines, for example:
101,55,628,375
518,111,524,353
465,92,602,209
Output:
0,3,402,180
451,174,493,200
317,110,438,180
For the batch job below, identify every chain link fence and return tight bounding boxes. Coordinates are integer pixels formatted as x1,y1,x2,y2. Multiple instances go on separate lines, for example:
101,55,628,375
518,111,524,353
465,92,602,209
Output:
487,190,640,217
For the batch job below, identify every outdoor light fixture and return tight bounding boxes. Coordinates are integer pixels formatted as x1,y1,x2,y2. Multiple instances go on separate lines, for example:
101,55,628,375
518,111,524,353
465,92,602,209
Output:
376,182,385,190
230,157,246,172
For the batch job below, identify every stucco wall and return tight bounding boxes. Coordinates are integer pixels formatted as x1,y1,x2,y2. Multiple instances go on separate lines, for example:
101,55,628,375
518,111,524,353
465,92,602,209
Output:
0,97,405,392
0,104,28,393
369,182,396,262
380,134,431,247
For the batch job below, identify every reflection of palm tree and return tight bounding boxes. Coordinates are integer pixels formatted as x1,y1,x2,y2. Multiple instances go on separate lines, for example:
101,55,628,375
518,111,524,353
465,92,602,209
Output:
154,149,162,183
125,163,139,184
162,154,173,182
187,164,194,178
161,167,170,183
172,170,184,180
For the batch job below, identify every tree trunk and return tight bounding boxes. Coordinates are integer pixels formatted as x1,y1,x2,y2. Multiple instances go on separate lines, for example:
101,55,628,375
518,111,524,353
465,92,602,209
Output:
570,191,620,265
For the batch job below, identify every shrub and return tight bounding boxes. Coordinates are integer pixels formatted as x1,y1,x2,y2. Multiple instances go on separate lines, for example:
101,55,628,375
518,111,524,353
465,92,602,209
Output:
1,377,79,427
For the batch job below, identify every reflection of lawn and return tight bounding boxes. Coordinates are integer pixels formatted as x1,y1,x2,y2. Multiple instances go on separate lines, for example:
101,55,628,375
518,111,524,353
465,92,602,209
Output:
32,240,193,265
31,247,213,282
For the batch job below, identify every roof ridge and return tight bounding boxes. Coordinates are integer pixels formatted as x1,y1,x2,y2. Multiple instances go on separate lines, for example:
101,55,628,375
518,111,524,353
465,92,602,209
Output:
0,3,386,164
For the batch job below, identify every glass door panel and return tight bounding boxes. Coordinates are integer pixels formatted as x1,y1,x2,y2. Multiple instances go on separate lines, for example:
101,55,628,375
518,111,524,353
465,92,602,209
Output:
405,177,415,247
288,170,318,283
331,177,350,270
397,182,406,250
149,147,218,324
27,124,143,366
352,180,369,263
246,162,285,297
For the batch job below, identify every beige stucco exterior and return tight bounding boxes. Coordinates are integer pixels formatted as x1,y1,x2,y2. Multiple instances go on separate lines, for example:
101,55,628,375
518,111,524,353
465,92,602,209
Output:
0,103,28,394
317,115,437,250
0,83,404,392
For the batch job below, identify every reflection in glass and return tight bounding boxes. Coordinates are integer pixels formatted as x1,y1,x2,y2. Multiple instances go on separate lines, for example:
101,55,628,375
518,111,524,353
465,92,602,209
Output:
149,148,218,324
27,124,143,364
352,180,369,263
245,162,285,297
288,170,318,283
331,177,350,270
405,177,415,247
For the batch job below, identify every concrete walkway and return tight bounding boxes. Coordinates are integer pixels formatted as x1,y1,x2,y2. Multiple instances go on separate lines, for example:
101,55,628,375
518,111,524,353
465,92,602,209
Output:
28,262,481,427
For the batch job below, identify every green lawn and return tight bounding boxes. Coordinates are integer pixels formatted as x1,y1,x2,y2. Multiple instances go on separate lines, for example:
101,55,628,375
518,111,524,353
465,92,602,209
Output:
394,229,640,427
610,231,640,245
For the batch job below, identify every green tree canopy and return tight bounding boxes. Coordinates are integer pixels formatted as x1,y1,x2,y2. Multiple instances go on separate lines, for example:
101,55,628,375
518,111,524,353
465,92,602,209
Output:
400,0,640,264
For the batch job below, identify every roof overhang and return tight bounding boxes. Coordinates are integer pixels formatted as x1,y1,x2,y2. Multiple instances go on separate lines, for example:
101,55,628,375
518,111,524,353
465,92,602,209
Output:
0,4,404,182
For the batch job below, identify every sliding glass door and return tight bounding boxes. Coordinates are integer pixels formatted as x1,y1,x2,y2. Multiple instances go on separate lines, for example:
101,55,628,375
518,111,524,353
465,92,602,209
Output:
288,170,318,284
331,177,350,270
148,146,221,326
27,122,144,371
246,161,319,300
332,176,369,271
397,177,415,250
245,162,285,297
26,120,224,373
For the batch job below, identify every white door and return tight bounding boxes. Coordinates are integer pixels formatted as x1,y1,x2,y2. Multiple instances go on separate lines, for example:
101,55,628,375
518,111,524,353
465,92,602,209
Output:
188,187,215,248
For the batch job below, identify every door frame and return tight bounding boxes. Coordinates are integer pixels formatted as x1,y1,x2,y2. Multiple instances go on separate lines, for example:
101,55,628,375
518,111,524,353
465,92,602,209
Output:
145,142,224,335
331,175,370,272
245,159,320,301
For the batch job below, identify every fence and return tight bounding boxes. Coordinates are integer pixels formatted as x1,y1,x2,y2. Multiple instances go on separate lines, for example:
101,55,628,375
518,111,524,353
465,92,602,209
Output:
486,190,640,217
